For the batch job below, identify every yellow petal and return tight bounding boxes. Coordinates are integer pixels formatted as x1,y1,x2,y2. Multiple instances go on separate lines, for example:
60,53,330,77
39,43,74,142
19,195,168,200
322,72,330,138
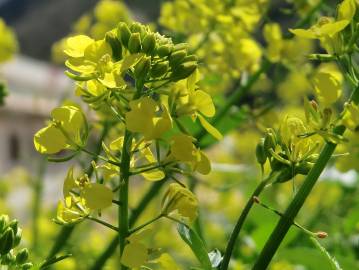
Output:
120,53,144,73
64,35,94,58
196,151,211,175
34,125,67,154
121,242,148,268
192,90,215,117
82,183,113,210
289,28,317,39
197,114,223,140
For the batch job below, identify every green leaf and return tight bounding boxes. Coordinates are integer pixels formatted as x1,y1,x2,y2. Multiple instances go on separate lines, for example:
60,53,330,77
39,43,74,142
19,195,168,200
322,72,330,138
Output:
177,223,212,270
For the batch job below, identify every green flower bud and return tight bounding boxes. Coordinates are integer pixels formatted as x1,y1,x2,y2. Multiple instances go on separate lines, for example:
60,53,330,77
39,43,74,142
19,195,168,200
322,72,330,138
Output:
2,253,15,264
270,156,286,171
134,57,151,80
142,33,156,54
21,262,34,270
295,161,314,175
150,61,169,77
117,22,131,47
8,219,18,234
105,31,122,61
264,130,277,156
130,22,143,33
16,248,29,264
169,50,187,67
13,228,22,248
0,227,15,255
256,138,267,165
0,214,9,232
173,43,188,52
171,61,197,81
128,33,142,54
273,167,293,184
183,54,198,62
157,44,173,57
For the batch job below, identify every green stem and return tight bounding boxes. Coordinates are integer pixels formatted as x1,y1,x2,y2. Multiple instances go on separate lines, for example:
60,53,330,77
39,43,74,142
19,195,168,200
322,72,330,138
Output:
128,214,164,236
86,216,119,232
119,130,132,270
220,173,276,270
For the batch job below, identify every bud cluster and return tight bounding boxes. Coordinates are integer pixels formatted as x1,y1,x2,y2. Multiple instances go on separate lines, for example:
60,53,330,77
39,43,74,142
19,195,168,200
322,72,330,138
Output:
0,215,32,270
256,117,320,184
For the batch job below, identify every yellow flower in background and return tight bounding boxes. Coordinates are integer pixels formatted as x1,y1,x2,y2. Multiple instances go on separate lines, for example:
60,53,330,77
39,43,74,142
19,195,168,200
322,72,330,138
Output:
263,23,283,63
313,63,343,106
0,19,18,62
161,183,198,223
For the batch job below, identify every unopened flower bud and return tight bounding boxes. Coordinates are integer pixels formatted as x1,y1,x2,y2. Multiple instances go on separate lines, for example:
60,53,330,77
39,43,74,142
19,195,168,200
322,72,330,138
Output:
0,227,15,255
150,61,169,77
171,61,197,81
105,31,122,61
142,33,156,54
117,22,131,47
129,22,143,33
157,44,173,57
173,43,188,52
16,248,29,264
169,50,187,67
13,228,22,248
295,161,314,175
128,33,142,53
256,138,267,165
8,219,18,235
183,54,198,62
0,215,9,232
316,231,328,239
134,57,151,80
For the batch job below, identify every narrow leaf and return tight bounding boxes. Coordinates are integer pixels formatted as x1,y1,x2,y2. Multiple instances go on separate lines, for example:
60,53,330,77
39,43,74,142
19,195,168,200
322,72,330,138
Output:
177,223,212,270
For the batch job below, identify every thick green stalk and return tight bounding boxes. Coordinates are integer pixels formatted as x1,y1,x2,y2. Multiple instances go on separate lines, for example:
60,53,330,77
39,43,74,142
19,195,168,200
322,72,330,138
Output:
220,173,276,270
252,127,344,269
119,130,132,270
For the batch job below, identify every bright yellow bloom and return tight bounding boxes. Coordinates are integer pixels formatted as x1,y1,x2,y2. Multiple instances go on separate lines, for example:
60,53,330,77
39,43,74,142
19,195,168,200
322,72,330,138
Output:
170,134,211,174
126,97,172,140
34,105,88,154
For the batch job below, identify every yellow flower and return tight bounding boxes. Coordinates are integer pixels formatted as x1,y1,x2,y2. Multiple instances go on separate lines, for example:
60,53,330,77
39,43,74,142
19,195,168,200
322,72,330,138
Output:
170,134,211,174
313,64,343,106
34,105,88,154
126,97,172,140
263,23,283,63
161,183,198,223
